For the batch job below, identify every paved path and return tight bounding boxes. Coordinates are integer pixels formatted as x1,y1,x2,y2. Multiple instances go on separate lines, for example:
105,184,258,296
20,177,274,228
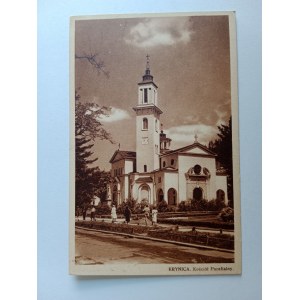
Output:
75,228,234,265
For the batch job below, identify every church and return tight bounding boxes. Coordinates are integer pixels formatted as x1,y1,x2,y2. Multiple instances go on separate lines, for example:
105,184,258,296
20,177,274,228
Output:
107,57,228,207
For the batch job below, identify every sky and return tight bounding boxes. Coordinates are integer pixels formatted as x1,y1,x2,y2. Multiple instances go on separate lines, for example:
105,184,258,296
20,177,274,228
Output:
75,14,231,170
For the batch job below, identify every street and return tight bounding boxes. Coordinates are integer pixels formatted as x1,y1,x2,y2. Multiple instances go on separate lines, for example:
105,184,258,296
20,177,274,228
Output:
75,228,234,265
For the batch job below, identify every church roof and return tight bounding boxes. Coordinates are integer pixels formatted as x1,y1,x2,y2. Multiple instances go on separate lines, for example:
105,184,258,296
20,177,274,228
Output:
109,150,136,163
135,177,153,183
160,142,217,157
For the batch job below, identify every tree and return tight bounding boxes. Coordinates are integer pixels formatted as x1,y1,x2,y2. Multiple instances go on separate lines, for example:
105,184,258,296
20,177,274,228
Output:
209,117,234,206
75,91,114,207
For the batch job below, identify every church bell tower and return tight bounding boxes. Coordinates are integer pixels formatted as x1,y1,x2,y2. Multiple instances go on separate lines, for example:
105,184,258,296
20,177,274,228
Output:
133,55,162,173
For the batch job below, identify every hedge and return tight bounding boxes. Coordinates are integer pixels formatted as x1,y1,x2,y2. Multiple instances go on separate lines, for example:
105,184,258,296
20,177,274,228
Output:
75,221,234,250
148,229,234,250
157,218,234,230
76,220,150,235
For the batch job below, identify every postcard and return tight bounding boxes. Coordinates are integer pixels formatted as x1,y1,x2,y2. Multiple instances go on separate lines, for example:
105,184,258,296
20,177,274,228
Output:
69,11,241,276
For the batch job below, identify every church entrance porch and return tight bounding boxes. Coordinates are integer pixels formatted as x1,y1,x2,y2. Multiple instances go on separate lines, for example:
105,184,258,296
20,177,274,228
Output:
140,185,150,202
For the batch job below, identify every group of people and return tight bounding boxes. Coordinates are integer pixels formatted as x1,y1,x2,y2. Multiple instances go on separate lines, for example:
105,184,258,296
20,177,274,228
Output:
75,204,96,221
76,203,158,226
116,204,158,226
142,205,158,226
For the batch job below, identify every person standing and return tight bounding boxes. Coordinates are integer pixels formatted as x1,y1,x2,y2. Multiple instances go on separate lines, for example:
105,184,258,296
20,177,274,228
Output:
143,205,150,226
151,206,158,226
124,205,131,224
111,205,117,223
91,206,96,221
75,206,80,219
82,203,87,221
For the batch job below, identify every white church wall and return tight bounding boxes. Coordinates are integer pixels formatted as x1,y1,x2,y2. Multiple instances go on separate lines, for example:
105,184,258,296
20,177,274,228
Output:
135,112,160,172
123,175,130,202
129,174,138,201
124,160,134,174
153,171,165,203
161,153,178,169
111,159,125,177
215,175,228,205
138,84,156,105
164,172,179,204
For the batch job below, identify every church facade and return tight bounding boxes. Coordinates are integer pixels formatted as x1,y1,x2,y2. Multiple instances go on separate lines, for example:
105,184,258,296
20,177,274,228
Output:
107,58,228,207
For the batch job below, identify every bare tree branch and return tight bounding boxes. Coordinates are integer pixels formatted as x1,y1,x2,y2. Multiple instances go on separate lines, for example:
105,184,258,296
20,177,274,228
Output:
75,52,110,78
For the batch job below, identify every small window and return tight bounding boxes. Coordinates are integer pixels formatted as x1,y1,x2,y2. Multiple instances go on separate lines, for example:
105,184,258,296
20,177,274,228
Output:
171,159,175,166
144,89,148,103
144,165,147,172
163,161,166,168
143,118,148,130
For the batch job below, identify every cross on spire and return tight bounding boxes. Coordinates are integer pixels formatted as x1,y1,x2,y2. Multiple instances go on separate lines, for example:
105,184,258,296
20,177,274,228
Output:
194,133,198,143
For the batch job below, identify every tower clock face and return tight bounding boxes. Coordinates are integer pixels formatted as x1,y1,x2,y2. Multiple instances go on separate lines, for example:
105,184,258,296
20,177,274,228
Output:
142,137,149,145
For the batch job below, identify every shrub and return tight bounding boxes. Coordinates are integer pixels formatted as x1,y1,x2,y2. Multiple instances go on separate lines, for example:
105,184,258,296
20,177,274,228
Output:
207,199,226,211
191,198,208,211
166,205,177,212
218,207,234,222
117,198,137,214
178,200,192,211
140,199,149,209
157,200,168,212
178,201,187,211
96,202,111,215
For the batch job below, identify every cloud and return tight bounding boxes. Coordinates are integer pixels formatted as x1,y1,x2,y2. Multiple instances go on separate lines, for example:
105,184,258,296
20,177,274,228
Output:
214,101,231,126
99,107,131,123
125,18,193,48
165,123,218,145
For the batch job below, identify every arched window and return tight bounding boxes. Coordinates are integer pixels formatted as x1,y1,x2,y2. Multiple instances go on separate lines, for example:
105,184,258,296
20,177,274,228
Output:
157,189,164,202
171,159,175,166
144,89,148,103
140,185,150,202
193,164,201,174
143,118,148,130
216,189,225,201
167,188,177,205
162,161,166,168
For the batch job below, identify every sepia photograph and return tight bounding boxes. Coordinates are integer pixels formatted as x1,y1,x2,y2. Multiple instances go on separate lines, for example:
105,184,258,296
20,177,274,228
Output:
69,12,241,276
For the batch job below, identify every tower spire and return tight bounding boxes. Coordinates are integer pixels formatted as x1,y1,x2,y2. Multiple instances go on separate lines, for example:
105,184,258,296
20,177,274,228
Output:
146,54,150,71
142,54,153,82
